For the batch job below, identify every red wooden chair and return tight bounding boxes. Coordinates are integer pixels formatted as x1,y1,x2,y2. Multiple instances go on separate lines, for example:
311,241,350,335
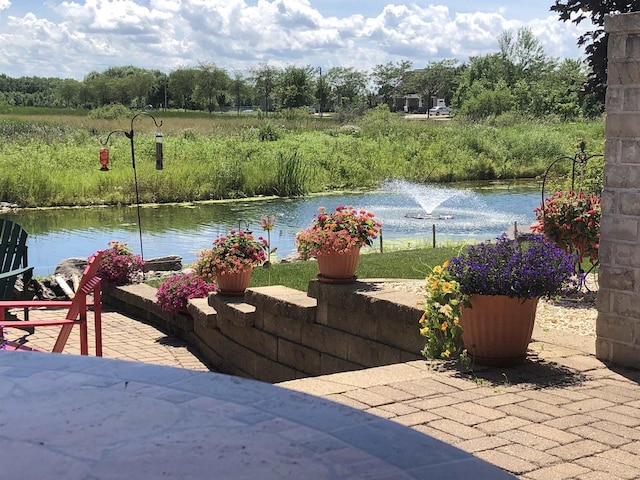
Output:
0,251,103,356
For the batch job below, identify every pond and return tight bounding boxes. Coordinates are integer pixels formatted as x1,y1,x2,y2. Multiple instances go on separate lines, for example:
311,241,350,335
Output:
3,180,543,277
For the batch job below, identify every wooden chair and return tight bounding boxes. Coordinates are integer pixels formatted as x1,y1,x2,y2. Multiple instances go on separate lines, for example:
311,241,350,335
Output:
0,219,33,322
0,251,103,356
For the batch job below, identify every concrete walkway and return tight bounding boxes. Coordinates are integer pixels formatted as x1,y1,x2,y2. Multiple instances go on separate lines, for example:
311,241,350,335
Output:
6,306,640,479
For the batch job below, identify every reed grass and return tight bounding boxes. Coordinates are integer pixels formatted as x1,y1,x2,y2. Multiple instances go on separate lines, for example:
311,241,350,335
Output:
0,108,605,207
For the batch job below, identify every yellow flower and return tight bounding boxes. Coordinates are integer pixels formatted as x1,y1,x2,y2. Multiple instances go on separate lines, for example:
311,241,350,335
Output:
419,313,426,324
442,282,452,292
420,327,430,336
431,279,439,289
439,304,452,316
442,349,451,358
441,321,448,331
453,317,460,325
443,260,450,268
433,265,443,275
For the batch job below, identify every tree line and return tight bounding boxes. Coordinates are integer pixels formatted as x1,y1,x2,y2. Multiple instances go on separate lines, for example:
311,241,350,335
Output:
0,26,607,120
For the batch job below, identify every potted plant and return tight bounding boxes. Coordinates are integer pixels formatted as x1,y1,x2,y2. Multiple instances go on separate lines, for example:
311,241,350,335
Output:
533,189,601,264
420,234,576,366
295,205,381,283
97,241,144,287
194,230,267,296
156,272,216,313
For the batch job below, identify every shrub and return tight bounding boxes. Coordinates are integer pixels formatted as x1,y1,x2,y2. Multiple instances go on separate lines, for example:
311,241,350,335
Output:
156,273,216,313
97,241,144,286
533,190,601,263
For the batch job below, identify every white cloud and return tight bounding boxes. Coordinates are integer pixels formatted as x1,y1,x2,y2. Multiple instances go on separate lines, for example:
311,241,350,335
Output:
0,0,589,79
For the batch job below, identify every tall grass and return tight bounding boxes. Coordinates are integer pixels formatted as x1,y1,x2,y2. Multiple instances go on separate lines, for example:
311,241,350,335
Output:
0,108,605,207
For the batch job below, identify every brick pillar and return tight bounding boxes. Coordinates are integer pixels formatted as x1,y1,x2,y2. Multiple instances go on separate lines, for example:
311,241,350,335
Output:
597,12,640,367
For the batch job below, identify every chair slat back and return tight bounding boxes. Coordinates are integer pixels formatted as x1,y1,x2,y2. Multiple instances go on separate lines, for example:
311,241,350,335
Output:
65,251,103,321
0,219,28,273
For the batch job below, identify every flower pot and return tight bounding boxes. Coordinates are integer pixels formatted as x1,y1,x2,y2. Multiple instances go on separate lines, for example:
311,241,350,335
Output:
215,267,253,297
316,247,361,284
459,294,539,367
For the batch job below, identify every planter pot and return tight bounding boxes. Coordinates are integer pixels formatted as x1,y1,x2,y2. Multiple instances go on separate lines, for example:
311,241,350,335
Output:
459,294,539,367
316,248,361,284
215,267,253,297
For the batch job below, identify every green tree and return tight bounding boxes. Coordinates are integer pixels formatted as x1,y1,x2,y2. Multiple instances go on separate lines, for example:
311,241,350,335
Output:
193,62,230,113
371,60,412,108
325,66,368,110
274,65,315,109
405,59,458,116
230,72,251,114
56,79,81,107
169,67,196,111
251,63,280,113
551,0,640,111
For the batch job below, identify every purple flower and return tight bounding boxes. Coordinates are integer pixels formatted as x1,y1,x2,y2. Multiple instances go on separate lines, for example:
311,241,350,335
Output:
447,234,577,299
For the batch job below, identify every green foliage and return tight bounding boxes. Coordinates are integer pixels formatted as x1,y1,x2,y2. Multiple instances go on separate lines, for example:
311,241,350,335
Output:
273,151,308,196
247,246,461,292
0,111,605,207
88,103,131,120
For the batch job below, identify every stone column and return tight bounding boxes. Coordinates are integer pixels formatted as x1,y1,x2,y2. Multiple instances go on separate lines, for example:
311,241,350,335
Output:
597,12,640,367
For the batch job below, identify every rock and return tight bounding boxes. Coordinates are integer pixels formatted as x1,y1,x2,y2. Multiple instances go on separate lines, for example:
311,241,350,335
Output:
0,202,19,213
279,252,305,263
54,257,88,281
143,255,182,272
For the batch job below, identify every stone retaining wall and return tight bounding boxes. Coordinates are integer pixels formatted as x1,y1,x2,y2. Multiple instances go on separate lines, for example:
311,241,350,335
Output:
104,279,425,383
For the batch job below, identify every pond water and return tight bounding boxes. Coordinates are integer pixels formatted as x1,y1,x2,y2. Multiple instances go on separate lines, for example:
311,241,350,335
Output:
3,180,543,276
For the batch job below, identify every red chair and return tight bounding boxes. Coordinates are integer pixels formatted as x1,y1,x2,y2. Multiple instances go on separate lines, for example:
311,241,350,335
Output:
0,251,103,356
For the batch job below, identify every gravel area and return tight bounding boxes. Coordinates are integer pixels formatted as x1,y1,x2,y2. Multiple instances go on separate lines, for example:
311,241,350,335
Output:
382,277,598,338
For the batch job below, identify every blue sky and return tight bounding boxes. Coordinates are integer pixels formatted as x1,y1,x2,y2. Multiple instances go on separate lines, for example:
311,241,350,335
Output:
0,1,590,80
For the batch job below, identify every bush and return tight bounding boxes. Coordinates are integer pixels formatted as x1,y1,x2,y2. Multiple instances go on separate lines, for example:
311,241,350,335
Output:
97,241,144,286
88,103,131,120
156,273,216,313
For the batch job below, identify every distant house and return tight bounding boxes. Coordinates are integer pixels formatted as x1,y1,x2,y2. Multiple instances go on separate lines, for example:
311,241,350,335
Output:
392,95,446,113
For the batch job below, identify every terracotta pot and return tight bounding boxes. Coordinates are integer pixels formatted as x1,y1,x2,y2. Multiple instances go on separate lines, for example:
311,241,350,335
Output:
215,267,253,297
316,247,361,284
459,294,539,367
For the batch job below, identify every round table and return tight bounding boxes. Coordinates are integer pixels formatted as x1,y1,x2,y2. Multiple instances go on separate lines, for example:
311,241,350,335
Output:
0,352,514,479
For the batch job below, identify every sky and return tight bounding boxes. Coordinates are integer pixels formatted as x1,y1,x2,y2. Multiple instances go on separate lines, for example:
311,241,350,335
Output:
0,0,591,80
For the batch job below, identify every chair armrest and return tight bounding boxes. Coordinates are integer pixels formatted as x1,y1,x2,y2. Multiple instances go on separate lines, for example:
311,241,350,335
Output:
0,266,33,280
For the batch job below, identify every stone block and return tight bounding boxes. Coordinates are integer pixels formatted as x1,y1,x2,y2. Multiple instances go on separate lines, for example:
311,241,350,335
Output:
604,164,640,188
628,34,640,59
210,294,256,327
300,322,351,359
261,311,303,342
600,215,638,241
609,64,640,89
346,335,402,367
254,354,299,383
187,297,217,329
246,286,317,323
605,85,624,111
277,338,321,375
142,255,182,272
599,268,635,291
606,12,640,36
604,138,620,163
612,242,640,268
621,139,640,163
606,112,640,138
597,337,640,367
319,353,363,376
601,189,616,214
625,87,640,111
216,316,278,362
597,314,639,343
612,291,640,317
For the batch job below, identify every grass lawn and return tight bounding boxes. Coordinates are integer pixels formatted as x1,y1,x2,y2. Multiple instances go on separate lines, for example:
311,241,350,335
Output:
146,246,461,292
244,246,460,292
